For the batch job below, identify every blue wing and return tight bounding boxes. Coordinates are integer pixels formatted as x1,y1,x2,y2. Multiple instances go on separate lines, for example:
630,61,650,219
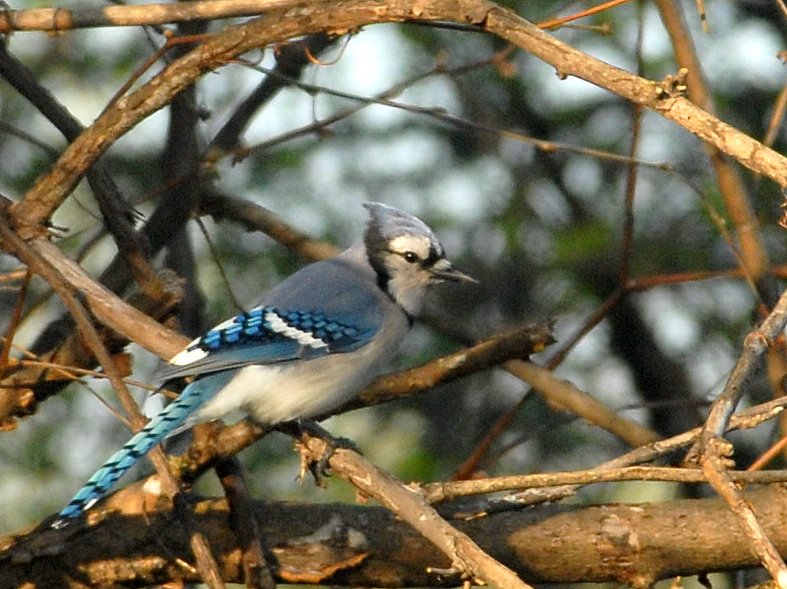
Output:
159,255,383,380
160,305,376,380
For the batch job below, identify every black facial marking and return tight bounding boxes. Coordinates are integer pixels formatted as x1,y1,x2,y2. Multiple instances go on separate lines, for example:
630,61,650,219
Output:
364,221,392,292
422,244,444,269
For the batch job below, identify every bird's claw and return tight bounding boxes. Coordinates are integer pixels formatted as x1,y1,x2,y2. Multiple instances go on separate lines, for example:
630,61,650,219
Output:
282,419,358,487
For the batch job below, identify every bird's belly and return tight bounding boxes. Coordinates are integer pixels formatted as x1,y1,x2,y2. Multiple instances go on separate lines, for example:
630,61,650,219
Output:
192,345,385,425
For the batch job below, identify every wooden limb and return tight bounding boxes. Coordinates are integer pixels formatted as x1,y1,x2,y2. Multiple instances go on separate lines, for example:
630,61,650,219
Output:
0,218,226,587
696,290,787,588
295,426,531,588
24,238,187,358
8,0,786,240
354,321,554,409
506,360,660,447
200,190,340,262
7,485,787,586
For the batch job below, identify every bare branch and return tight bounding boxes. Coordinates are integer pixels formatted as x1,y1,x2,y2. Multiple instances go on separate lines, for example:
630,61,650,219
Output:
481,5,787,186
487,395,787,508
505,360,660,447
703,290,787,439
6,0,786,241
25,239,188,358
297,427,531,588
654,0,773,296
696,289,787,586
421,466,787,503
6,485,787,586
0,0,313,32
200,190,340,262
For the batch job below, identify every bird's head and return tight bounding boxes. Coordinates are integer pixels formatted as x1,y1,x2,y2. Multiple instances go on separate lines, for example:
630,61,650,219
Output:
363,202,475,316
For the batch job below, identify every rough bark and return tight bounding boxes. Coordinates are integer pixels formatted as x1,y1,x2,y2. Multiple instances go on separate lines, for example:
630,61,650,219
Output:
3,485,787,588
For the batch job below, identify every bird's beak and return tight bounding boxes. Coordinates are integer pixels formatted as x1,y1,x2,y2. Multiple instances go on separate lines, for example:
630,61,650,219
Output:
430,259,478,284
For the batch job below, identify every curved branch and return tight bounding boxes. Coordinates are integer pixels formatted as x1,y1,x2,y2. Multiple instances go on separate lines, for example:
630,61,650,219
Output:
8,0,786,239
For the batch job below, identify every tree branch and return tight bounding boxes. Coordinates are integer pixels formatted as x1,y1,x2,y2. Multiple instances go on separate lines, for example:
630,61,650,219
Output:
6,485,787,587
7,0,786,241
297,427,530,588
696,288,787,587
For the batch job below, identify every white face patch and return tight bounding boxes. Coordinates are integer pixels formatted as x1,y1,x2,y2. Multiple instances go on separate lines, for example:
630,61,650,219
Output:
388,234,433,259
380,234,443,317
264,311,328,349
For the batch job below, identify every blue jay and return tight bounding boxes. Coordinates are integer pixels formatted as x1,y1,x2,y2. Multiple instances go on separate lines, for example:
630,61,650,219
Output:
52,202,473,528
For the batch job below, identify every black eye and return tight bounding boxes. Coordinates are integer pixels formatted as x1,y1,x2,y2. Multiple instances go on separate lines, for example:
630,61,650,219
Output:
403,251,420,264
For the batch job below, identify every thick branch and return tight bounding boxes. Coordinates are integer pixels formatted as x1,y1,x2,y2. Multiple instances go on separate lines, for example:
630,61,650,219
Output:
25,238,188,358
0,0,309,32
5,486,787,587
8,0,786,240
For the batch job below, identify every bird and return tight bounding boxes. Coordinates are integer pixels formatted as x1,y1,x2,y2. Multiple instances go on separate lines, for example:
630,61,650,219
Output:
52,202,474,528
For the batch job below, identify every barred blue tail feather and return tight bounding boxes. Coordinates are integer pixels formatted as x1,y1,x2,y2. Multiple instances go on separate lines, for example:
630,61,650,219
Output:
51,375,229,529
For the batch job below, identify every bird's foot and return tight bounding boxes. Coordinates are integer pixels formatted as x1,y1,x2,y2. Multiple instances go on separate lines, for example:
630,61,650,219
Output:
279,419,359,487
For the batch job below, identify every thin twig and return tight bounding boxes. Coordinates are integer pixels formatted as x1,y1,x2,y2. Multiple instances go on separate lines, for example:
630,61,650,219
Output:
538,0,634,30
234,59,681,174
619,2,646,287
703,290,787,438
494,394,787,508
423,466,787,503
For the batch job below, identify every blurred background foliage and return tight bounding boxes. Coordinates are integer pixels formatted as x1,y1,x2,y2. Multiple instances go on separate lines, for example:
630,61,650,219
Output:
0,0,785,561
